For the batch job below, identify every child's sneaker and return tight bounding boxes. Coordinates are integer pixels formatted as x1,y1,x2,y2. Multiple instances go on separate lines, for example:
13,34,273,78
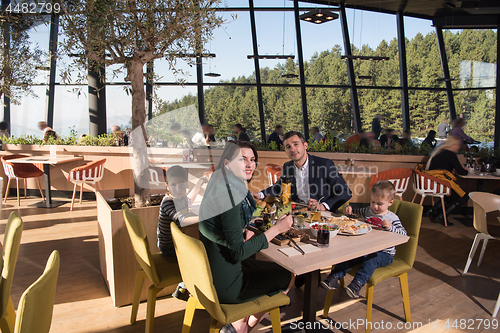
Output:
345,279,363,299
320,275,339,290
172,282,190,302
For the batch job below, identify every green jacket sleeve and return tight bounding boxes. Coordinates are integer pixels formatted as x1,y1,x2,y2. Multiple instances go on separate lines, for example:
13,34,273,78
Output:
218,203,269,263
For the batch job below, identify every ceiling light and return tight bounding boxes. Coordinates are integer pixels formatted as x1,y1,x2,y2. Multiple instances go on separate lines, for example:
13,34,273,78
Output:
300,8,339,24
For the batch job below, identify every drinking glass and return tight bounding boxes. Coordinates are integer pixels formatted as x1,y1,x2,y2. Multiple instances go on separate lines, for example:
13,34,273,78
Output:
293,215,305,229
316,224,330,248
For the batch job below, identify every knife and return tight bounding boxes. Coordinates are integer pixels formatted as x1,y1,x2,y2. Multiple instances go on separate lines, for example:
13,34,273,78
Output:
285,234,305,255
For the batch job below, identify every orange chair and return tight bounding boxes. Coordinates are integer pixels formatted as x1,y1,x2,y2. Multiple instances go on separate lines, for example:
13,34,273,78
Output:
411,170,452,226
1,154,45,206
67,159,106,211
369,168,413,200
265,163,282,187
344,133,361,148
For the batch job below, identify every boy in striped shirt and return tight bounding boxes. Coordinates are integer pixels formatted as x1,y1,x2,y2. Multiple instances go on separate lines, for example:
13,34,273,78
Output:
320,180,407,298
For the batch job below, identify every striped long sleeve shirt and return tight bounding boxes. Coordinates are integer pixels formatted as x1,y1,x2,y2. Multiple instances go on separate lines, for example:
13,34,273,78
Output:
157,195,190,257
352,206,407,256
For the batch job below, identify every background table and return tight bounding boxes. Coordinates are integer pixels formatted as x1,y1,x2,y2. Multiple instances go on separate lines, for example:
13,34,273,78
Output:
337,164,378,176
259,225,409,332
458,172,500,191
9,155,83,208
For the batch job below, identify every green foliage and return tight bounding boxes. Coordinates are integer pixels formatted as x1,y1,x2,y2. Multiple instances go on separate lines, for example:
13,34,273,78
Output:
3,132,121,147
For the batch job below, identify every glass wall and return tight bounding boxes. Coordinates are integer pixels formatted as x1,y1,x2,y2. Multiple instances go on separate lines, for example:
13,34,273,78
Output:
5,5,497,147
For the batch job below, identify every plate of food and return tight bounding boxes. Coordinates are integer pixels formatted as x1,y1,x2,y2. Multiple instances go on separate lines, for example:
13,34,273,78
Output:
328,216,372,235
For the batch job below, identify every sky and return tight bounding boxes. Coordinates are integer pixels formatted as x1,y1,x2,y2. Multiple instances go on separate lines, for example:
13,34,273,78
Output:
10,0,436,137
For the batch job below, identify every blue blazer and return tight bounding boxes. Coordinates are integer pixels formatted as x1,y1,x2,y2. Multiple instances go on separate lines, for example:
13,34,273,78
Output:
261,154,352,212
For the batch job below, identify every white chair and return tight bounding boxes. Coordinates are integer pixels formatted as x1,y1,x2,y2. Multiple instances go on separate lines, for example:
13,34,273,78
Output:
411,170,452,226
369,168,412,200
67,159,106,211
265,163,282,187
462,193,500,317
463,193,500,275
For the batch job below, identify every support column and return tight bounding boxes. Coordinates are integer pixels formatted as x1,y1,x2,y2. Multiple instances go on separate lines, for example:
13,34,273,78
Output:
293,0,310,141
436,27,457,121
1,0,10,134
339,3,362,133
88,60,107,136
196,54,205,125
249,0,266,142
146,61,154,121
46,14,58,129
397,11,410,131
494,25,500,149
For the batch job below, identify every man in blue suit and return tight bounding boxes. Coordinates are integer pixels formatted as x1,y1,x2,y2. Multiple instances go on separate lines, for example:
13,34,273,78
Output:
253,131,351,213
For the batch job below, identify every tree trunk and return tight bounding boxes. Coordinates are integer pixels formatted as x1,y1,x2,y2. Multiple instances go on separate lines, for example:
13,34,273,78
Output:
128,60,150,207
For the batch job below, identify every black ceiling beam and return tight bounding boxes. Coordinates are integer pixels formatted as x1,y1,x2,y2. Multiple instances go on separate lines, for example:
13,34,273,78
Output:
433,14,500,29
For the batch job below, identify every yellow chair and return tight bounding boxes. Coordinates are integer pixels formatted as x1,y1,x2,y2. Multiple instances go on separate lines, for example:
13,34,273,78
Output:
323,200,422,333
0,212,24,333
121,205,182,333
13,250,60,333
171,223,290,333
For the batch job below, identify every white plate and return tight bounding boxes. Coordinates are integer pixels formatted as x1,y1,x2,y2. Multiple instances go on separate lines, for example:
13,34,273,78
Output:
338,221,372,236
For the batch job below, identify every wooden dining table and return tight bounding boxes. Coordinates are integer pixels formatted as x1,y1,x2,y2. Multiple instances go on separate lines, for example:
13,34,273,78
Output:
8,155,83,208
258,215,409,332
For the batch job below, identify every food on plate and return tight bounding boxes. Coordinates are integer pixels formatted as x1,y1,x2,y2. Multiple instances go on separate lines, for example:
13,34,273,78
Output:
310,223,339,231
256,200,267,209
311,212,322,222
264,195,278,204
287,227,306,239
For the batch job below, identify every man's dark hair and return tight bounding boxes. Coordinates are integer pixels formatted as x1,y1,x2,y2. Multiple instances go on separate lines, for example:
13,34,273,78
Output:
166,165,188,184
385,128,394,133
0,121,8,131
311,126,319,132
428,130,436,136
234,123,244,131
275,125,283,130
283,131,305,143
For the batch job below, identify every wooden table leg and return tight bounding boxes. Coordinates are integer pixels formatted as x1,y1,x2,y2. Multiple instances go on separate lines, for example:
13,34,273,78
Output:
303,270,320,332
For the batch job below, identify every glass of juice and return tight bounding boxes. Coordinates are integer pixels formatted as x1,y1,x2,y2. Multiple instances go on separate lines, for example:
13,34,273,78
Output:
316,224,330,248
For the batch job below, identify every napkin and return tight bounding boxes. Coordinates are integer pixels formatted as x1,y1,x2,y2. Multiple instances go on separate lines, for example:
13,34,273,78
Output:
278,244,322,257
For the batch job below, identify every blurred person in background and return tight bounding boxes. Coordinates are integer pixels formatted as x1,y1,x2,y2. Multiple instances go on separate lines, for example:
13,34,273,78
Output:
267,125,284,149
38,121,59,142
379,128,399,149
451,118,475,148
422,130,437,149
371,114,382,139
0,121,9,138
234,124,250,141
437,120,450,139
311,126,324,142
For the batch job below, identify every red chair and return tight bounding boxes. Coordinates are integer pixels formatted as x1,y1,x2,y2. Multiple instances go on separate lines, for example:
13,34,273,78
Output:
1,154,45,206
344,133,361,148
67,159,106,211
411,170,452,226
369,168,413,200
265,163,282,187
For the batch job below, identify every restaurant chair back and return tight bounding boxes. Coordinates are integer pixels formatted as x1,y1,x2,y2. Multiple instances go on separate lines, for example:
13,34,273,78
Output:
463,192,500,275
171,223,290,333
13,250,60,333
67,158,106,211
1,154,45,206
0,212,24,333
344,133,361,148
122,205,182,333
266,164,282,187
411,169,452,226
323,200,422,333
369,168,412,200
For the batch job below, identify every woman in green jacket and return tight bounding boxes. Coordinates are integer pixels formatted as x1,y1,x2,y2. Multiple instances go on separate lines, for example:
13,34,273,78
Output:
199,141,294,333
